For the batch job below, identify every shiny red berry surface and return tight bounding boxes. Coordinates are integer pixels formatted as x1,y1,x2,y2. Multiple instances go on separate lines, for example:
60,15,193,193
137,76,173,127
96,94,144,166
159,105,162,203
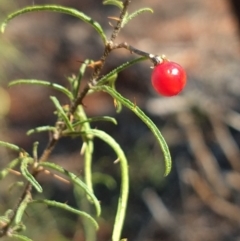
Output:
151,60,187,96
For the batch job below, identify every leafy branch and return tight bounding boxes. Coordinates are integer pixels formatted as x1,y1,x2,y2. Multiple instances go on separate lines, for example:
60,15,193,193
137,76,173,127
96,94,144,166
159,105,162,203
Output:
0,1,172,241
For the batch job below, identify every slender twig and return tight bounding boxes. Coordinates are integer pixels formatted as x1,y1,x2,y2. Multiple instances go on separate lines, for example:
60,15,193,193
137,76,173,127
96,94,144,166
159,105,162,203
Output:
70,85,89,115
110,0,131,41
38,135,59,163
112,42,164,65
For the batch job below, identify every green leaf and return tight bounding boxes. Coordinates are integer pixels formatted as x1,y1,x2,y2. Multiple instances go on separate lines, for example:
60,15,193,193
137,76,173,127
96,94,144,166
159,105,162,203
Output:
103,0,124,9
0,141,22,152
10,234,33,241
75,106,94,194
84,129,129,241
97,56,147,86
73,106,97,241
91,85,172,176
50,96,74,131
14,191,32,224
38,161,101,216
32,142,39,161
5,209,14,218
27,126,57,136
70,59,91,99
83,139,94,192
72,116,117,128
9,79,74,100
30,199,98,230
20,158,43,193
0,157,21,180
107,73,118,83
1,5,107,44
109,73,123,113
123,8,153,27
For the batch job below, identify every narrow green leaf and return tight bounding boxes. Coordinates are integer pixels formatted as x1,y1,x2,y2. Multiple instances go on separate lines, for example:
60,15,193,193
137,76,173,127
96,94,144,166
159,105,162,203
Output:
72,116,117,128
30,199,98,230
71,59,91,98
32,142,39,161
97,56,147,86
20,158,43,193
38,161,101,216
1,5,107,43
27,126,56,136
103,0,123,9
50,96,74,131
123,8,153,27
10,234,33,241
75,106,95,194
5,209,14,218
0,157,21,180
108,73,122,113
14,191,32,224
0,141,22,152
107,73,118,83
9,79,74,100
84,129,129,241
88,116,117,125
91,85,172,176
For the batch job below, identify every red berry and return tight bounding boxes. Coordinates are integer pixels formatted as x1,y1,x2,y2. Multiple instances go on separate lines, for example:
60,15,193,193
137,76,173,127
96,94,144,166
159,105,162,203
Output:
151,60,187,96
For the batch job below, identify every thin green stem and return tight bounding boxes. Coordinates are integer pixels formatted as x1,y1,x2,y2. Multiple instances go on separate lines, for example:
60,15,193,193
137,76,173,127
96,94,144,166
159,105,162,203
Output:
76,106,94,193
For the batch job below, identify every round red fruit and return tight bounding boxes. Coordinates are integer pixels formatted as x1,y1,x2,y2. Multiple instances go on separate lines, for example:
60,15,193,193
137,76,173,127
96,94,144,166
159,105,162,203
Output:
151,60,187,96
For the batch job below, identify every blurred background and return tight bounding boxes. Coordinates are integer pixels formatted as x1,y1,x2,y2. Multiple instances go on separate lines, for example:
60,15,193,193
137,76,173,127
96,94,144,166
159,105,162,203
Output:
1,0,240,240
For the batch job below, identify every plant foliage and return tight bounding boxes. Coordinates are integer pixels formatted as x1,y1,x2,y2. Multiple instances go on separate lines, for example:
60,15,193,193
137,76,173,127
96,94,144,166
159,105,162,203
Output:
0,1,171,241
